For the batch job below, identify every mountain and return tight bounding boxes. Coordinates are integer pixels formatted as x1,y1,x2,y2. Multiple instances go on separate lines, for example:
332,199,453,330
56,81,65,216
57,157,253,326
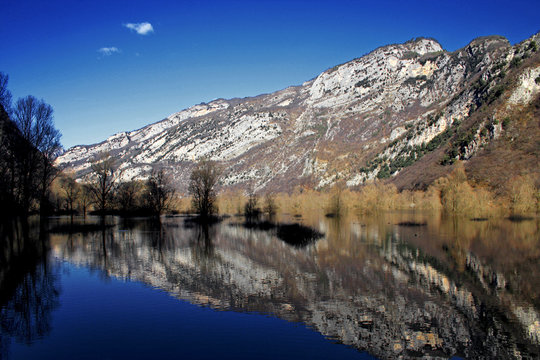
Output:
56,33,540,192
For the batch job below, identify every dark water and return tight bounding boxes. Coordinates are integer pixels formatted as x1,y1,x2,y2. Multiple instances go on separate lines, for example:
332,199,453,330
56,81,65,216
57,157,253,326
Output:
1,213,539,359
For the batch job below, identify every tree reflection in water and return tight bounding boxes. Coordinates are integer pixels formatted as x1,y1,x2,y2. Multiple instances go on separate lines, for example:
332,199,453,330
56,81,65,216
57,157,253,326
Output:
3,213,538,359
0,219,60,358
112,214,540,357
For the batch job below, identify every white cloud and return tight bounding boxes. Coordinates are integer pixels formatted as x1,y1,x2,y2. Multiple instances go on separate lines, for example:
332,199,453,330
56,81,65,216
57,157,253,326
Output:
124,22,154,35
98,47,120,56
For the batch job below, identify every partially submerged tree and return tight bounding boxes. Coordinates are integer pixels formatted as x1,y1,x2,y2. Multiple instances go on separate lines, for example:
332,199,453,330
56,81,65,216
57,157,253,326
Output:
59,175,80,216
263,192,278,217
188,159,220,218
116,180,141,214
88,153,119,215
78,184,92,217
326,181,346,217
508,175,537,215
244,188,260,220
145,170,175,216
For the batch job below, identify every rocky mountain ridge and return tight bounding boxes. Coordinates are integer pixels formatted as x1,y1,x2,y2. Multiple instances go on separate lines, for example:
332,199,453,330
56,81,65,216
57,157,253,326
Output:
56,32,540,192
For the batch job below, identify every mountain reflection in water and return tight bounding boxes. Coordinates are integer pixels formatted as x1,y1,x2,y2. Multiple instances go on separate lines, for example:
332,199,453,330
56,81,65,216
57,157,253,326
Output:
2,213,540,359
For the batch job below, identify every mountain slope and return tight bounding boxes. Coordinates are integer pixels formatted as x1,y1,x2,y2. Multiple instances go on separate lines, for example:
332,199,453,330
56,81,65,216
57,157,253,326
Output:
56,33,540,193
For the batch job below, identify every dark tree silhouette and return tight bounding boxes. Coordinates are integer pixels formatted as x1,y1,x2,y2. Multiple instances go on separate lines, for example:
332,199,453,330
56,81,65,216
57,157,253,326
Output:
244,187,260,220
12,95,62,215
263,192,278,217
88,153,119,216
0,106,18,214
188,159,220,218
0,74,26,215
59,174,80,217
145,170,175,216
78,184,93,217
0,72,12,114
116,180,141,215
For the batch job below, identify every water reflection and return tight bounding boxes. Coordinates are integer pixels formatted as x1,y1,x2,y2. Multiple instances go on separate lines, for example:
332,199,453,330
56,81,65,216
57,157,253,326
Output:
2,213,540,358
0,219,61,358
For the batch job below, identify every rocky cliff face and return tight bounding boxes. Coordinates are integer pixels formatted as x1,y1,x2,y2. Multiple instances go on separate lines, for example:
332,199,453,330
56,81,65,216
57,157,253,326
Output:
56,33,540,192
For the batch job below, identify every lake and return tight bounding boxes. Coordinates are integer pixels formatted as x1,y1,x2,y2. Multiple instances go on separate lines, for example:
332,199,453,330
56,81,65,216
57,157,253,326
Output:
1,212,539,359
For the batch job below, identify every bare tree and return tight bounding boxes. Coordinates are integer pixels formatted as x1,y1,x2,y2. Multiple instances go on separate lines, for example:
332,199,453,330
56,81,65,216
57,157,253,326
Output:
78,184,92,217
59,175,80,216
0,72,12,114
0,104,16,213
88,153,119,215
326,181,346,217
116,180,141,214
244,187,260,219
145,170,175,216
13,96,62,215
263,192,278,217
188,159,220,218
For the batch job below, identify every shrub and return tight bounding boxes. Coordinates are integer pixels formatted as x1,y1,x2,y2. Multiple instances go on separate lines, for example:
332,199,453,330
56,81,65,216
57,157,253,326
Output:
510,57,522,68
502,117,511,130
377,164,391,179
401,51,420,60
487,84,505,103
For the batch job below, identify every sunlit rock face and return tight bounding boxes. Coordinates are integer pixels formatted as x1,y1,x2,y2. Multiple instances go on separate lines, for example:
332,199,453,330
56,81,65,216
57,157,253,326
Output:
50,215,540,359
56,32,540,191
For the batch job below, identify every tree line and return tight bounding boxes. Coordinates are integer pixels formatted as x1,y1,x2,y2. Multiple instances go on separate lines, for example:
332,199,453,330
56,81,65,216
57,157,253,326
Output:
0,71,223,220
53,154,224,219
56,153,177,217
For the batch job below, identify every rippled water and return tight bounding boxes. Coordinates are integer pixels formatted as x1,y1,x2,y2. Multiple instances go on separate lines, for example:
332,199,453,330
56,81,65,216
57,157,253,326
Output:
1,212,539,359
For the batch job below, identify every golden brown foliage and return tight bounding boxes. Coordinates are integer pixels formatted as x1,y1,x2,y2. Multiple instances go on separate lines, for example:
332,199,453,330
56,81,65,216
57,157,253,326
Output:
507,175,538,215
214,163,536,217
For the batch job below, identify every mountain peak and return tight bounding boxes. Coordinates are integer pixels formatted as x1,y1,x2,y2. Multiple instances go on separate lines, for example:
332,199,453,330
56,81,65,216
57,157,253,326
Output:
403,37,443,54
463,35,510,52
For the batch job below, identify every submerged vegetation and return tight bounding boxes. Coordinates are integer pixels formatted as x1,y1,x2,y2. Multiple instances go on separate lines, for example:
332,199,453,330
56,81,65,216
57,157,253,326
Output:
216,163,537,219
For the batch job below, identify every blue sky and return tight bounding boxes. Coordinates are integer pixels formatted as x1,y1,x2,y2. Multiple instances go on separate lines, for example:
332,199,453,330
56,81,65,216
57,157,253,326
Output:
1,0,539,148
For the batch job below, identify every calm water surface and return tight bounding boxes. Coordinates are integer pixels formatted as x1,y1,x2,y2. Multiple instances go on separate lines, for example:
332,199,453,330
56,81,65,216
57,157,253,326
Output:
1,212,539,359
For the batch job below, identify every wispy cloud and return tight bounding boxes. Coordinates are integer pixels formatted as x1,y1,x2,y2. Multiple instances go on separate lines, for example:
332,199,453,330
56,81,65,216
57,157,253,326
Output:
98,47,120,57
124,22,154,35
